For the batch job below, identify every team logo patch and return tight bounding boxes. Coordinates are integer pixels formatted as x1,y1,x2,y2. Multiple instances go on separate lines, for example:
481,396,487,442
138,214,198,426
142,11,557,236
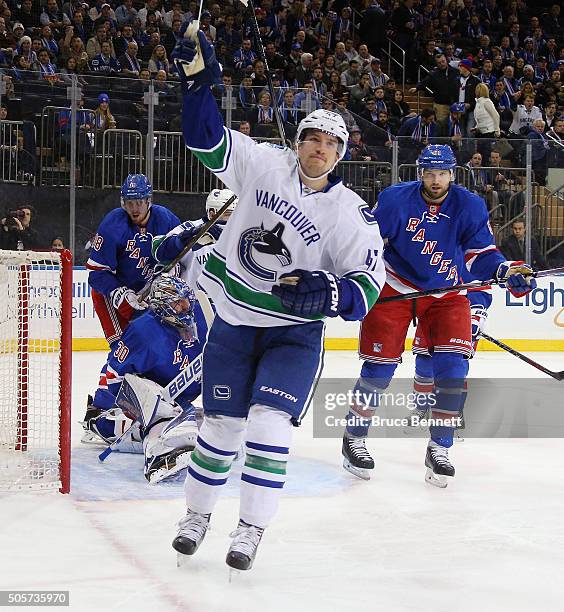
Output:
373,342,382,353
213,385,231,400
238,221,292,282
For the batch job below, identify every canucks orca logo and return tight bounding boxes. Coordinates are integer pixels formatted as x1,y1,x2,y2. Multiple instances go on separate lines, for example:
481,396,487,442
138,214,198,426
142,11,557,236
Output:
238,222,292,281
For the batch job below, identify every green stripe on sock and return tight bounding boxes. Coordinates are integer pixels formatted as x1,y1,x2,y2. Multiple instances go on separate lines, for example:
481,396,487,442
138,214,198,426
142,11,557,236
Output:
244,453,287,475
191,449,232,473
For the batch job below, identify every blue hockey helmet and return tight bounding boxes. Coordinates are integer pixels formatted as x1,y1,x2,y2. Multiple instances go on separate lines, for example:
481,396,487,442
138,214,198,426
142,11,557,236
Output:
417,144,457,180
148,275,198,340
120,174,152,209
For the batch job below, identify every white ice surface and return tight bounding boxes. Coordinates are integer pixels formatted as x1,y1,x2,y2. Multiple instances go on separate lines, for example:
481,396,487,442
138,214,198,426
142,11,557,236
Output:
2,350,564,612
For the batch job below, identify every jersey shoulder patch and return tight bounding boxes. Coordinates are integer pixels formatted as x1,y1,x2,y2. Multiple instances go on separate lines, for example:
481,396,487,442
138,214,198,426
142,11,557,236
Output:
357,203,378,225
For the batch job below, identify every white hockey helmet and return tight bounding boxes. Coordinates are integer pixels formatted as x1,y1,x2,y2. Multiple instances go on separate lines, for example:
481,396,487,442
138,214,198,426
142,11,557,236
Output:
205,188,238,218
296,109,349,162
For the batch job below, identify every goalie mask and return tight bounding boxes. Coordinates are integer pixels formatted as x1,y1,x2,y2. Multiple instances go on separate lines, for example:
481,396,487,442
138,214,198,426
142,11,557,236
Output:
148,276,198,341
205,188,238,222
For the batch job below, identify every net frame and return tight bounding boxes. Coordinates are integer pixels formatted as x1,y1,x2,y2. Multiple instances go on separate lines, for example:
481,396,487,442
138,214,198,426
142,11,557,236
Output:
0,249,72,493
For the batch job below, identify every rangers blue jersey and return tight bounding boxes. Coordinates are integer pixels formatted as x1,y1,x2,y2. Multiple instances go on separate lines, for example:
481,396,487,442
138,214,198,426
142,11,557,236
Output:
104,306,207,410
374,181,505,295
87,205,181,295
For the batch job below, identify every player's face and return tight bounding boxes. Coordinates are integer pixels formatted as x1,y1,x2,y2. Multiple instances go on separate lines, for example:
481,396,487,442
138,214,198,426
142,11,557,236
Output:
421,169,451,199
298,130,340,178
123,198,150,224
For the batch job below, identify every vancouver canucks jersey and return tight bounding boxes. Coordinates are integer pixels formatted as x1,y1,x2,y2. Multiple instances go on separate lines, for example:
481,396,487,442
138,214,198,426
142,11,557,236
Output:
181,88,385,327
374,181,505,295
87,205,180,296
105,306,207,409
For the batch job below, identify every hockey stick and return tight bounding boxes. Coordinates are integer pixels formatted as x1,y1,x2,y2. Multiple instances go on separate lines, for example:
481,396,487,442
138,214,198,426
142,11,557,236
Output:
379,267,564,303
138,194,237,302
98,354,204,462
479,332,564,381
242,0,290,148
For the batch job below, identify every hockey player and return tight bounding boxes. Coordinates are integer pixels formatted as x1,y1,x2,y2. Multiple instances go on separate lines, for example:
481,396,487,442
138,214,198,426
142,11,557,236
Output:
152,187,238,291
82,275,207,484
169,28,385,570
341,144,536,487
85,174,181,428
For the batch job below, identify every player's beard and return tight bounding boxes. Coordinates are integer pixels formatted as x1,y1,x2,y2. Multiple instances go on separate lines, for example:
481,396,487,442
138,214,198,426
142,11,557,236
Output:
421,183,450,203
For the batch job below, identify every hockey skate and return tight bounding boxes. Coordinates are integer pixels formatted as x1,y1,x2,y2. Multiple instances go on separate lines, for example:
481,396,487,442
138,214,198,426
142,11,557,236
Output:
80,396,118,446
144,446,193,484
172,509,211,561
226,520,264,572
342,434,374,480
425,440,455,488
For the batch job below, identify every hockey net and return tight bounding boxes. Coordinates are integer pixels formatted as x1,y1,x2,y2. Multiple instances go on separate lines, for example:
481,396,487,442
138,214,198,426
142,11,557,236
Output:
0,249,72,493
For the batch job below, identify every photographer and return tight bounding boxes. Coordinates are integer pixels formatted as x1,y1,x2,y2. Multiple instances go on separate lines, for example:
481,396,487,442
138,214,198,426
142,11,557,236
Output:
0,205,39,251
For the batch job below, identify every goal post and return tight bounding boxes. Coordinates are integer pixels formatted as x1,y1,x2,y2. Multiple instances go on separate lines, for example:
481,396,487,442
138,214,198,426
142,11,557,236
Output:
0,249,72,493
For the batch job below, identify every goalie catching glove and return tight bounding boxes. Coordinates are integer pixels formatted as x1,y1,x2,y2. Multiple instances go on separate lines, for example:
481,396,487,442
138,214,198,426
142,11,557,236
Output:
271,269,353,318
496,261,537,298
171,25,222,92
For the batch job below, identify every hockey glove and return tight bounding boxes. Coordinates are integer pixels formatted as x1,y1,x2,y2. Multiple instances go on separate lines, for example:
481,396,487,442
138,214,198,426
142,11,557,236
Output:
496,261,536,298
272,269,352,318
110,286,146,318
470,303,488,342
171,26,222,92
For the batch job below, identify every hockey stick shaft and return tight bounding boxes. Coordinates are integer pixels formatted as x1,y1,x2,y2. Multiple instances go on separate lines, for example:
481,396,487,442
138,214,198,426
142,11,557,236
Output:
379,267,564,303
138,194,237,301
98,354,204,462
479,332,564,381
245,0,289,147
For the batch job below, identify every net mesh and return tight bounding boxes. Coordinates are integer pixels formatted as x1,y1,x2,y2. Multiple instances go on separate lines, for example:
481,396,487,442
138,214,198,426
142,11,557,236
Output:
0,250,64,491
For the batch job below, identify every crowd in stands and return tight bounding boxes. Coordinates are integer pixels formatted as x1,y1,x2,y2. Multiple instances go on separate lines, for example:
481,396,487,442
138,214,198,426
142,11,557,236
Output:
0,1,561,184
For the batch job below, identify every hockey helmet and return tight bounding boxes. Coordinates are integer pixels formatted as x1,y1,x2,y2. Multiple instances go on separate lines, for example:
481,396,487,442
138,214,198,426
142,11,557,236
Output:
417,144,457,178
205,188,238,219
120,173,152,209
296,109,349,161
148,275,198,339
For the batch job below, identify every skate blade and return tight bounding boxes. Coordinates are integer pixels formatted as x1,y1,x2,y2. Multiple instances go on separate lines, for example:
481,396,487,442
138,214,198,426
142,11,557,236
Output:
176,552,192,568
343,459,371,481
80,430,109,446
148,451,191,485
425,467,449,488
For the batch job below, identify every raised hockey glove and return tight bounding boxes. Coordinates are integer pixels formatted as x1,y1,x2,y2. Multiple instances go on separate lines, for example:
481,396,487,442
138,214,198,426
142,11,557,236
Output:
496,261,537,298
171,26,222,92
110,286,146,318
272,269,352,318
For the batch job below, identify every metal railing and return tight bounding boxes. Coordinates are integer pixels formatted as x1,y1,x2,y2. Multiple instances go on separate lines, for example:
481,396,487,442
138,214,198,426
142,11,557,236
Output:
101,129,144,188
382,37,406,90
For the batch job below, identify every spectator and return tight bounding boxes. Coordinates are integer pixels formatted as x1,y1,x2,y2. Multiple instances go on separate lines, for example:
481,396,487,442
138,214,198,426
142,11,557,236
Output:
333,42,349,73
391,0,420,81
148,44,170,77
60,56,87,85
500,220,546,270
51,236,65,250
137,0,161,28
280,90,299,126
87,23,114,60
508,94,542,137
410,53,459,122
473,82,501,161
542,101,558,131
365,57,388,89
41,0,71,30
296,52,314,87
249,90,277,137
233,38,256,72
62,35,89,72
487,149,516,212
357,44,376,71
10,54,33,82
327,70,346,100
311,66,327,99
238,120,251,137
34,48,64,85
360,97,379,125
119,40,140,77
334,96,359,134
418,39,439,72
294,81,320,113
465,151,499,212
457,58,480,134
397,107,437,163
389,89,415,129
527,118,549,185
238,75,256,110
0,205,39,251
251,59,268,92
14,0,36,31
16,36,37,67
349,72,373,109
341,59,361,89
263,41,285,72
90,40,120,75
436,102,465,157
115,0,138,27
94,93,116,135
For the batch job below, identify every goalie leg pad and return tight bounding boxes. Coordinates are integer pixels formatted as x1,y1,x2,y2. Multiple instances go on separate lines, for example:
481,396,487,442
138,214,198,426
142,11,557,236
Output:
143,410,198,484
117,374,180,430
240,404,293,529
184,414,247,514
